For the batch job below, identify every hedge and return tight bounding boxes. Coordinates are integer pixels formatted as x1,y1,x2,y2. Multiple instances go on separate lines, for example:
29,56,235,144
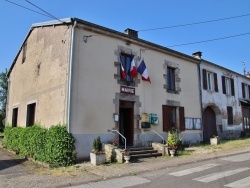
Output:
4,124,76,167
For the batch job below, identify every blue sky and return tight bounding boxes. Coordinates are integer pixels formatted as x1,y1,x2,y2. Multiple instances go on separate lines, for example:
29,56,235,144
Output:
1,0,250,75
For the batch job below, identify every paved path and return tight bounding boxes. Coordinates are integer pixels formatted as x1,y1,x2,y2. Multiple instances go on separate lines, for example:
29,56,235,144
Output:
0,149,27,176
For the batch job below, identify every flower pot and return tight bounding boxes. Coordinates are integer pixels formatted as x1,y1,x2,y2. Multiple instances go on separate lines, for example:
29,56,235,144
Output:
90,152,106,165
210,137,219,145
169,149,176,157
124,155,130,163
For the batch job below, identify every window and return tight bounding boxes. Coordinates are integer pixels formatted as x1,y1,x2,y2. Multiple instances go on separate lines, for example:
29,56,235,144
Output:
202,69,218,92
222,76,235,96
167,67,175,91
120,53,133,84
242,83,250,99
185,118,201,130
12,108,18,127
227,106,233,125
22,42,27,63
162,105,185,132
26,103,36,127
207,72,214,91
243,117,250,131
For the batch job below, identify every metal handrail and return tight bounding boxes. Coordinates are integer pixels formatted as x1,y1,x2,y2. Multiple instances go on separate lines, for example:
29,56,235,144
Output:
107,129,126,150
145,129,165,145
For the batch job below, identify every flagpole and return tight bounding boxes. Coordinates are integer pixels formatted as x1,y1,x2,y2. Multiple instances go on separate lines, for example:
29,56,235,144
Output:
137,59,151,113
143,81,146,113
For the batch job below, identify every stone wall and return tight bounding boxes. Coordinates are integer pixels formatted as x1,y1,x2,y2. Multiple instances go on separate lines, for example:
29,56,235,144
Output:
152,142,167,156
104,144,123,163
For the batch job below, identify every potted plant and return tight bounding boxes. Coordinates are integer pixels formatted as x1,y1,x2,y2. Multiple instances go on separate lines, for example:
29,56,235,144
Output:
112,139,118,147
123,149,130,163
90,136,105,165
210,135,219,145
166,129,182,157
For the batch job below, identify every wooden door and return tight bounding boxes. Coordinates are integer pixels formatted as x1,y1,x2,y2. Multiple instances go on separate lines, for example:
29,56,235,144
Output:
203,106,217,142
119,101,134,146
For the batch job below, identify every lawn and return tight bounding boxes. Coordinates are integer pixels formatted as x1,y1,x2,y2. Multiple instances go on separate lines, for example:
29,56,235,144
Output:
184,137,250,155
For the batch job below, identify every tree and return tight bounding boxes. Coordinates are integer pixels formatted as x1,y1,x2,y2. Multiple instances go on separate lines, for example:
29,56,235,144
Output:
0,69,8,131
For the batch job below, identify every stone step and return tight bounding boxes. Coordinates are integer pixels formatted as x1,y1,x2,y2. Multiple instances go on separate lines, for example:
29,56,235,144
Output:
130,152,162,159
129,150,159,155
120,147,154,151
121,146,162,159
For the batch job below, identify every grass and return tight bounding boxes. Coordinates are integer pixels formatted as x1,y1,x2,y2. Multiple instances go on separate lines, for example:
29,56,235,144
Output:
183,137,250,156
177,149,192,157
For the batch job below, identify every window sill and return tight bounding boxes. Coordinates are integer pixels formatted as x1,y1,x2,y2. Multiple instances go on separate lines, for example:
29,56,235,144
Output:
167,89,179,94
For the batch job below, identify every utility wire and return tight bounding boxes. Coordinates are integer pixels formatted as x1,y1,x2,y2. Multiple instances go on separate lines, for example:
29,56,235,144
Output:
168,32,250,47
4,0,250,47
139,13,250,32
4,0,50,18
24,0,64,23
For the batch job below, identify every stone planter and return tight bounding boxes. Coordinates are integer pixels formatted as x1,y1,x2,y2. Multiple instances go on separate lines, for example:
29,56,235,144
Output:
90,152,106,165
169,149,176,157
124,155,131,163
210,137,219,145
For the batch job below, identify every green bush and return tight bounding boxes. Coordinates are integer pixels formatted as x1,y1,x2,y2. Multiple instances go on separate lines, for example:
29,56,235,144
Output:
44,125,75,167
3,124,75,167
4,126,23,152
93,136,102,152
166,128,182,150
19,125,47,160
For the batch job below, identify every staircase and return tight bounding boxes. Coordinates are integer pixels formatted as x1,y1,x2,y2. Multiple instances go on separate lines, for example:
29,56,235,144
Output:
125,147,162,160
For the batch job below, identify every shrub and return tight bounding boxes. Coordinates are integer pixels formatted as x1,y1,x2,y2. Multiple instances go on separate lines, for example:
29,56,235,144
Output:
166,128,182,150
19,125,46,160
44,125,75,167
4,126,23,152
3,124,75,167
92,136,103,153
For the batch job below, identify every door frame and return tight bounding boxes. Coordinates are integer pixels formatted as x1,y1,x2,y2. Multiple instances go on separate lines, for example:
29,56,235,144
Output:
119,100,134,146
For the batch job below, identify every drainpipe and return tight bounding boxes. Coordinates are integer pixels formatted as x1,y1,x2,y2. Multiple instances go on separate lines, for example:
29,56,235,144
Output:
198,59,204,141
192,52,203,142
67,19,77,133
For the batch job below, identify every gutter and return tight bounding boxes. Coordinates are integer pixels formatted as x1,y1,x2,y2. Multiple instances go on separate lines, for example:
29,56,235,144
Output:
198,60,204,141
67,19,77,133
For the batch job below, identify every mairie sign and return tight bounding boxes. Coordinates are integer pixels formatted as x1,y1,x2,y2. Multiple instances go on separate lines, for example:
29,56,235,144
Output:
120,86,135,95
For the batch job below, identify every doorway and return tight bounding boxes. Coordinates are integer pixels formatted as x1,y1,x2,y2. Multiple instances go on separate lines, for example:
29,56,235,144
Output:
119,101,134,146
203,106,217,142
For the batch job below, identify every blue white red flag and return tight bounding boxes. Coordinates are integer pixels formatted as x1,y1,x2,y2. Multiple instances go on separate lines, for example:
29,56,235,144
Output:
130,56,137,78
137,60,151,83
120,60,126,79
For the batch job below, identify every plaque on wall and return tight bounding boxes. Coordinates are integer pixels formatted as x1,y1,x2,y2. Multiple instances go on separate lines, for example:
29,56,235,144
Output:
120,86,135,95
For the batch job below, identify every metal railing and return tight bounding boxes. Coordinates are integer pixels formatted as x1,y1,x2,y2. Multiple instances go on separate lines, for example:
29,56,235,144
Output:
107,129,126,150
144,129,165,145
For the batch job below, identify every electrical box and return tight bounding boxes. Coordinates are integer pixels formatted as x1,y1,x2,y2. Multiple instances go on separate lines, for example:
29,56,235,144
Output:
141,113,149,122
141,122,151,129
141,113,150,129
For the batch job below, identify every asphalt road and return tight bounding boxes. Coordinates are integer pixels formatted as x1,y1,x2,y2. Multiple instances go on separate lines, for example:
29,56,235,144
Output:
71,152,250,188
0,149,30,188
0,149,27,177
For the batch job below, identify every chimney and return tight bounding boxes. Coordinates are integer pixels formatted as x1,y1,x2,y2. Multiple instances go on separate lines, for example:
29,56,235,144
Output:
125,28,138,38
192,51,202,59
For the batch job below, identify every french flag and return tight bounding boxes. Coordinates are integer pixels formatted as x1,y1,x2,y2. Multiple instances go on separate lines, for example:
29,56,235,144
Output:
120,61,126,79
130,56,137,78
137,60,151,83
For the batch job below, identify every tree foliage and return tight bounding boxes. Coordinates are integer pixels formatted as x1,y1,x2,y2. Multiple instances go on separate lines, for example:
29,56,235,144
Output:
0,69,8,131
